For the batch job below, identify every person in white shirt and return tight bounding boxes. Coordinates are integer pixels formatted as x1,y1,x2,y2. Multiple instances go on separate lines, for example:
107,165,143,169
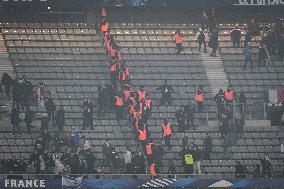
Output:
53,154,64,175
124,147,132,173
78,136,91,157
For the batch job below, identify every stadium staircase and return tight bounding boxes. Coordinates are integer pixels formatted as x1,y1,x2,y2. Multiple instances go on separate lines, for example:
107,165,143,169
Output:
200,52,229,94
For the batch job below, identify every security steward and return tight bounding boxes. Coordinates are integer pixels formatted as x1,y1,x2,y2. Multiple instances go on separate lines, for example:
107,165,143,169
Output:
162,119,172,149
224,86,235,113
184,148,194,174
146,139,154,164
175,29,184,54
136,122,147,148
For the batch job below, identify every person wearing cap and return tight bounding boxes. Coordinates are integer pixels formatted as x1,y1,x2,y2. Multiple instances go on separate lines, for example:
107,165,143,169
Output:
243,42,253,70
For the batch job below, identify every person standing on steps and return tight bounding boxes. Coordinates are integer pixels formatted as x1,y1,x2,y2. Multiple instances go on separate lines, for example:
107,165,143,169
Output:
197,28,206,53
45,97,56,127
176,106,186,132
175,29,184,54
25,106,34,135
162,119,173,150
1,72,13,101
195,87,204,113
243,42,254,70
156,80,174,106
208,28,219,57
185,102,196,130
11,106,20,136
230,25,241,48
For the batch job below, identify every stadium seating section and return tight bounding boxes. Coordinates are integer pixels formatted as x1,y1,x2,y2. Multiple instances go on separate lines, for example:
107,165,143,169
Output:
0,22,283,177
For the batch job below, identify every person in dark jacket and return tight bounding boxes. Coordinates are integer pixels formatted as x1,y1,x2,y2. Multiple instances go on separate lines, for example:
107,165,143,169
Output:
40,113,49,131
25,106,34,135
175,106,186,132
56,106,65,131
203,134,212,160
197,28,206,53
185,102,196,130
208,28,219,57
277,34,284,60
1,73,13,100
97,84,108,117
260,153,274,178
215,89,225,121
22,78,34,108
230,26,241,48
235,161,248,178
132,151,145,177
82,99,94,130
258,42,269,67
239,91,246,120
156,80,174,106
168,161,176,178
243,42,254,70
12,78,21,108
244,30,252,47
102,140,112,167
11,106,20,136
248,18,259,36
253,164,262,178
192,145,202,174
45,97,56,126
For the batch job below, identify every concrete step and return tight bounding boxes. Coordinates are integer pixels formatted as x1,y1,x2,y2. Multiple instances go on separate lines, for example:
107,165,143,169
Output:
208,120,271,127
0,54,9,58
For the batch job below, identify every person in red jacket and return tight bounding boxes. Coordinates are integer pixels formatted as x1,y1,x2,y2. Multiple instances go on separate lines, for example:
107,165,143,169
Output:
224,86,235,113
162,119,172,149
146,139,154,164
175,29,184,54
101,20,109,34
136,121,147,147
195,87,204,113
